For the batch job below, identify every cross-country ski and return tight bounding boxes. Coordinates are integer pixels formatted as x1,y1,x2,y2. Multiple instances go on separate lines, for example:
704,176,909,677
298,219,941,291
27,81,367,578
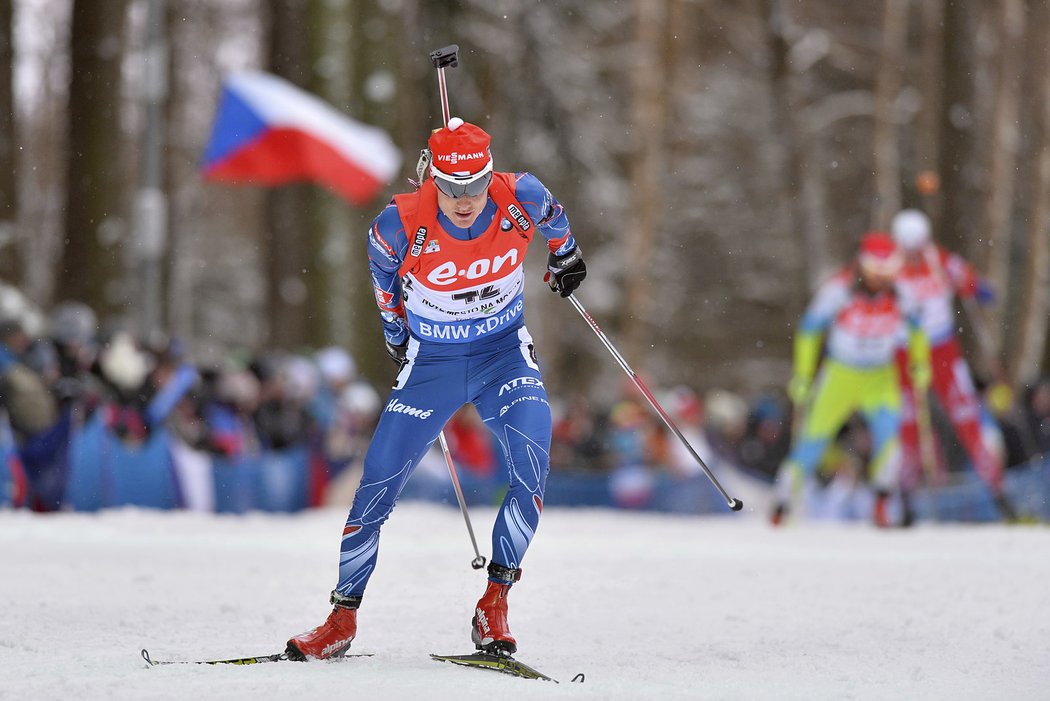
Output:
430,651,561,682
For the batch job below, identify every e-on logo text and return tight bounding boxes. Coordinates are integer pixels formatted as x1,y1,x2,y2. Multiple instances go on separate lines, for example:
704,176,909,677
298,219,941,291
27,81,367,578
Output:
426,250,519,286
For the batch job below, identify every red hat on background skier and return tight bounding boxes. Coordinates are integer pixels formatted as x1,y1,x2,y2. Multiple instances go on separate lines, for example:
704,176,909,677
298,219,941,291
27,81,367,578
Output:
857,231,903,277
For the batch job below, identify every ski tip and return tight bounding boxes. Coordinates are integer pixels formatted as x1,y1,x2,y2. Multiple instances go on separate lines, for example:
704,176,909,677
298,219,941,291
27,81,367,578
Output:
141,649,156,666
431,651,558,682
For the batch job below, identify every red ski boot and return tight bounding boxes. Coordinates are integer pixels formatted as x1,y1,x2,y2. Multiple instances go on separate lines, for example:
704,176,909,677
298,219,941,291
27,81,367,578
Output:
471,563,522,655
286,592,361,661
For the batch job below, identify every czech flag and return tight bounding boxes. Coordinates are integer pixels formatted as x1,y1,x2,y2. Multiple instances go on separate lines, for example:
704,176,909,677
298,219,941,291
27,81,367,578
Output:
202,71,401,206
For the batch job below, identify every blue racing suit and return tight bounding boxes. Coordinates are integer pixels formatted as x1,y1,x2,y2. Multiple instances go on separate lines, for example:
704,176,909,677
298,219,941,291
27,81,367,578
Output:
334,171,577,597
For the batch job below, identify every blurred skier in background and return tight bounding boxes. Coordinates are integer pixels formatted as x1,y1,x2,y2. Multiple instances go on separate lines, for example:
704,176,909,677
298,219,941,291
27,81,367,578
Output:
771,232,930,527
0,318,62,511
286,117,586,660
890,209,1015,520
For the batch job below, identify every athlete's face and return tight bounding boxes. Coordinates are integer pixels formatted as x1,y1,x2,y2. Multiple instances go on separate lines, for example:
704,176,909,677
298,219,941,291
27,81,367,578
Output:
436,187,489,229
902,247,924,265
860,268,896,293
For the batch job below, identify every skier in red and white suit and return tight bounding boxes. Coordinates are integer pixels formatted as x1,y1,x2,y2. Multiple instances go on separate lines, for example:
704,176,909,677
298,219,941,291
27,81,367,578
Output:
890,209,1014,518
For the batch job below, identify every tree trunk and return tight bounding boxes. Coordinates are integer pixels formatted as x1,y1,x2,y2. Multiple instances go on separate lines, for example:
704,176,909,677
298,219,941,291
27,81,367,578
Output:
396,0,428,154
916,0,944,218
937,1,981,255
0,0,16,284
1009,0,1050,386
980,0,1025,355
306,0,353,349
346,0,400,383
759,0,814,291
264,0,312,349
871,0,908,230
621,0,670,369
56,0,130,315
131,0,170,341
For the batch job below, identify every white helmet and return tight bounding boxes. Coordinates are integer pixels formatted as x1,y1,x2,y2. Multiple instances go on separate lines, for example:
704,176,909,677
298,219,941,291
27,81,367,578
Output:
891,209,931,251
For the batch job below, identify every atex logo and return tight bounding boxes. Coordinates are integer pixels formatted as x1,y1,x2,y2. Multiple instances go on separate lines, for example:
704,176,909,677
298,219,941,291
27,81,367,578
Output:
385,399,434,419
498,377,544,396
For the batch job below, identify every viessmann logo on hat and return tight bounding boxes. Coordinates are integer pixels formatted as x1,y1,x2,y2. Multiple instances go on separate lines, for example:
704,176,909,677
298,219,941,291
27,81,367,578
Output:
428,118,492,175
433,151,488,166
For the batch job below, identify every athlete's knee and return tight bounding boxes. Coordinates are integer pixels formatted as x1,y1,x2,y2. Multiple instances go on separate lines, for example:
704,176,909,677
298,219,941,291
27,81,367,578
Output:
347,477,405,525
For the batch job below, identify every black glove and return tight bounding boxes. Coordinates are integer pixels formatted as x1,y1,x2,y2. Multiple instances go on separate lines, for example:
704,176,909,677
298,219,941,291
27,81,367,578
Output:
385,337,409,368
545,246,587,298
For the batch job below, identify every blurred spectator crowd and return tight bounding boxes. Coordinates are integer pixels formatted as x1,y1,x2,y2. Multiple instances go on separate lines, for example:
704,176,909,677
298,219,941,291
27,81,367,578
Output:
2,293,1050,516
0,298,382,512
551,375,1050,512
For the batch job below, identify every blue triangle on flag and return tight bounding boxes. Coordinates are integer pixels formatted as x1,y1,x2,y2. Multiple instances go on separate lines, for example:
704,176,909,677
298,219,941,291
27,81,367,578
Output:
202,85,270,169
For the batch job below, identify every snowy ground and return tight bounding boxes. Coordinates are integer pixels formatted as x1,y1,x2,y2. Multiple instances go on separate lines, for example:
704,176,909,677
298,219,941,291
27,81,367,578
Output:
2,502,1048,701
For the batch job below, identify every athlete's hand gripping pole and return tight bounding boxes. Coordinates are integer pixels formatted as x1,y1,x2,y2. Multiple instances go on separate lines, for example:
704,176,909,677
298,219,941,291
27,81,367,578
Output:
566,293,744,511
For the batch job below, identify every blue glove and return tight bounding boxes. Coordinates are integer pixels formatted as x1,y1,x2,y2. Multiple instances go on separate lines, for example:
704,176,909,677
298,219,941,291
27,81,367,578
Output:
975,280,996,306
382,314,409,367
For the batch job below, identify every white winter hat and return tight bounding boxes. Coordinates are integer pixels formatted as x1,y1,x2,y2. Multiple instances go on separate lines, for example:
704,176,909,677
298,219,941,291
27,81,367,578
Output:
99,332,151,391
315,346,355,384
891,209,931,251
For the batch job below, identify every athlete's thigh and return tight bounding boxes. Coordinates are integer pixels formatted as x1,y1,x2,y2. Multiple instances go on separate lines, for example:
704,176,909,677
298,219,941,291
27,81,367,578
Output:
362,347,466,484
802,363,859,438
471,336,552,478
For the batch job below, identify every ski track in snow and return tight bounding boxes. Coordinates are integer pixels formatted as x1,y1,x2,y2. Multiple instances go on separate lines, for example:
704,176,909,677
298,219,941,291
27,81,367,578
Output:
1,503,1047,700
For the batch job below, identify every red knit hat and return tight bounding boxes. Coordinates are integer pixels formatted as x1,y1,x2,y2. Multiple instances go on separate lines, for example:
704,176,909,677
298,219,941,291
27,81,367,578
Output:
857,231,902,276
428,118,492,177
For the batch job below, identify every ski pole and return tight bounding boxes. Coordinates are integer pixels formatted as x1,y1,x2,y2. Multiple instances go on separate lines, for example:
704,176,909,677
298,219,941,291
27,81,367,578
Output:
438,430,487,570
429,44,459,128
913,384,942,485
566,293,744,511
425,44,486,568
912,383,942,521
960,296,1005,383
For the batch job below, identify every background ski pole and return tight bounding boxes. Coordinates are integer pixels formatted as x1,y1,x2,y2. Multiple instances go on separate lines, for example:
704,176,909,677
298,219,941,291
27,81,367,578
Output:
566,293,744,511
425,44,486,569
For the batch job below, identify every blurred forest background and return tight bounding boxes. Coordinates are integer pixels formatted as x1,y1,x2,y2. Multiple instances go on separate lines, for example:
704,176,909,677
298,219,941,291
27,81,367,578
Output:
1,0,1048,402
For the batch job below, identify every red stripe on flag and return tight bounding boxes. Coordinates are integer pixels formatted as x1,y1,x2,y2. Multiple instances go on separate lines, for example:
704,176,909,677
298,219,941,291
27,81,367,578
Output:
204,127,389,206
